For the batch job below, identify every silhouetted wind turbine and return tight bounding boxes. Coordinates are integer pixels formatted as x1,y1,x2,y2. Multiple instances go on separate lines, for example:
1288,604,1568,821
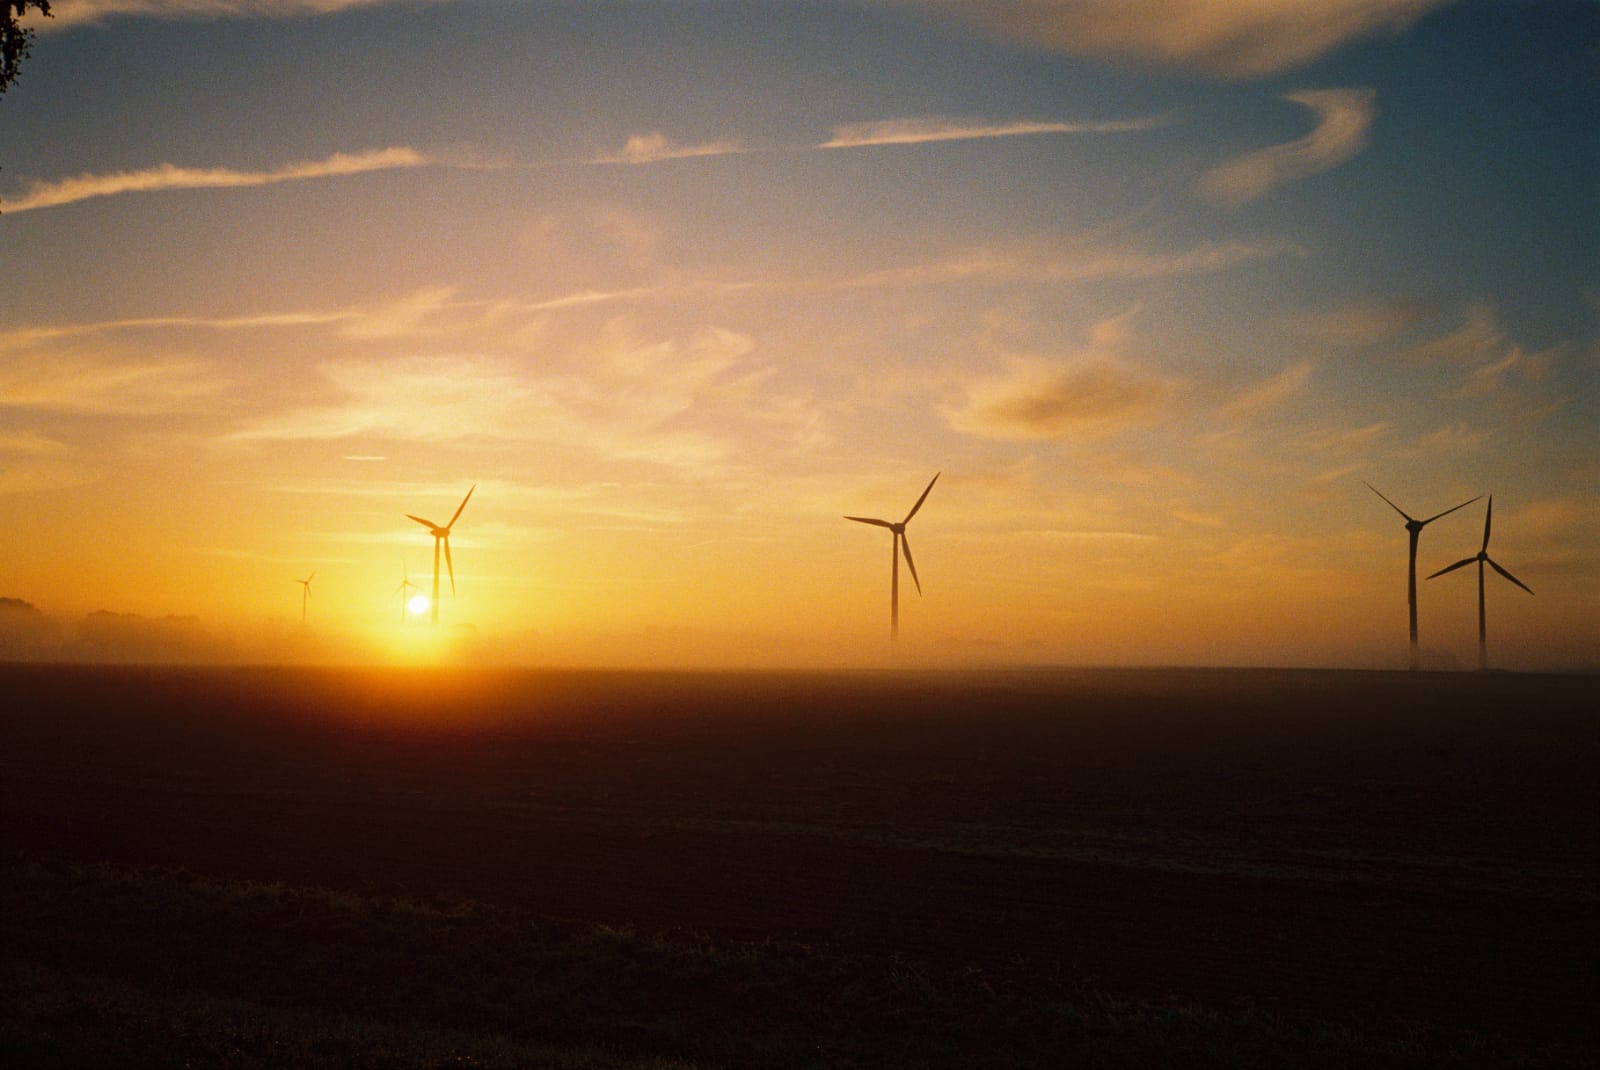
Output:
1427,496,1532,671
1365,482,1481,670
406,484,475,625
846,472,938,641
393,562,420,625
296,571,315,624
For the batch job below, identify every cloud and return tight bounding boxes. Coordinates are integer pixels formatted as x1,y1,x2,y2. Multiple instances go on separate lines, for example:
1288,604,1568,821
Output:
1408,303,1506,366
0,354,224,414
1295,422,1391,458
0,430,69,456
1410,422,1491,455
227,324,771,475
596,132,745,165
846,238,1301,288
947,356,1171,441
1461,345,1556,397
1293,300,1427,346
1220,361,1313,420
2,146,431,213
819,114,1164,149
893,0,1445,79
1196,88,1376,205
38,0,455,30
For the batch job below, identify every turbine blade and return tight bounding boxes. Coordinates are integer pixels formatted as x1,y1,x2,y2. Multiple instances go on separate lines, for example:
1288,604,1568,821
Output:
1419,494,1483,526
444,537,456,596
1481,496,1493,552
900,532,922,595
1363,482,1413,522
1487,557,1533,595
903,472,940,524
407,514,437,530
845,515,894,528
1426,557,1476,580
447,484,476,530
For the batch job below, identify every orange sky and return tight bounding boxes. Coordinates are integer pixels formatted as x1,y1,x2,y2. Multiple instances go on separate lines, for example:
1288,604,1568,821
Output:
2,0,1596,670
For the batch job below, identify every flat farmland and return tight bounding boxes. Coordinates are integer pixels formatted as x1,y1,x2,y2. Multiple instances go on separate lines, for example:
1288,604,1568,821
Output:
3,665,1596,1067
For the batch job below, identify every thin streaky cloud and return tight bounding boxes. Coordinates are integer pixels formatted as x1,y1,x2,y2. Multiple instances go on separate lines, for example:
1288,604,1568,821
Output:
1220,361,1314,420
843,238,1302,288
1196,89,1376,206
892,0,1446,79
819,114,1166,149
2,147,431,213
595,132,746,166
38,0,457,30
0,355,224,415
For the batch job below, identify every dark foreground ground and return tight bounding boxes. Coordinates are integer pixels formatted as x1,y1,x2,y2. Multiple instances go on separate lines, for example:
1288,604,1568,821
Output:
2,664,1596,1067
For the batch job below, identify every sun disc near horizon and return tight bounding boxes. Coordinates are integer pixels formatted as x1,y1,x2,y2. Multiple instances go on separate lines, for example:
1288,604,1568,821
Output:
407,594,430,617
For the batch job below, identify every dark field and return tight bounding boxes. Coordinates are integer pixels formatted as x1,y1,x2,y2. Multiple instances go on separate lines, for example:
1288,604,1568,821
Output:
3,664,1596,1067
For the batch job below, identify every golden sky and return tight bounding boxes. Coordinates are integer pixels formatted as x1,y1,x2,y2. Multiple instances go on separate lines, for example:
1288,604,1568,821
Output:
2,0,1596,669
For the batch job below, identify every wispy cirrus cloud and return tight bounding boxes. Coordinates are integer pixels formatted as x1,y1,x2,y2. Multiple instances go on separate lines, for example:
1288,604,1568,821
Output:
1196,88,1376,206
2,146,430,213
892,0,1446,79
600,113,1161,164
819,114,1164,149
227,325,774,476
594,132,745,165
0,354,224,414
844,237,1302,288
37,0,456,30
1219,361,1314,421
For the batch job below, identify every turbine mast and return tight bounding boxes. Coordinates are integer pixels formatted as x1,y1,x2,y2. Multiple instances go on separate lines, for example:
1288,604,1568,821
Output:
890,530,900,641
432,535,442,625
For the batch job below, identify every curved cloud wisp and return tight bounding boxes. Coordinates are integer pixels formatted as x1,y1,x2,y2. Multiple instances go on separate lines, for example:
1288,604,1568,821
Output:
1196,88,1376,206
895,0,1446,79
2,147,430,213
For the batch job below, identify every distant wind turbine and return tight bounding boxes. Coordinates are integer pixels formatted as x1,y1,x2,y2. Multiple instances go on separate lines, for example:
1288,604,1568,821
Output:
1427,496,1532,671
845,472,939,641
296,571,315,624
393,561,420,625
406,484,475,625
1365,482,1481,670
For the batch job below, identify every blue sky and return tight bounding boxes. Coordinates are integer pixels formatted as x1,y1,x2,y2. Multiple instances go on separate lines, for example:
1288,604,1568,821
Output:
1,0,1595,669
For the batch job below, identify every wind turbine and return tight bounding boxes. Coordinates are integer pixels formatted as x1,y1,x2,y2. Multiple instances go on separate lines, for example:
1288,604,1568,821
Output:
406,484,475,625
1427,496,1532,671
296,571,315,624
845,472,938,641
1365,482,1481,670
393,562,420,625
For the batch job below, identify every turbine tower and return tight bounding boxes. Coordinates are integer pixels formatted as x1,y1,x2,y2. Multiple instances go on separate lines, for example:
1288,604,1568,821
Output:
406,484,475,625
296,571,315,624
1427,496,1532,671
1365,482,1481,670
393,561,420,625
845,472,938,641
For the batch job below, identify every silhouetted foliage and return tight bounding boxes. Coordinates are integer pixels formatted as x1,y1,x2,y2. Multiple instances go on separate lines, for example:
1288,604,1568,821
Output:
1,1,51,96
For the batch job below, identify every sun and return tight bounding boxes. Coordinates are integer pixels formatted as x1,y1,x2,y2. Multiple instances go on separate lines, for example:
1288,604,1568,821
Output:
407,594,431,616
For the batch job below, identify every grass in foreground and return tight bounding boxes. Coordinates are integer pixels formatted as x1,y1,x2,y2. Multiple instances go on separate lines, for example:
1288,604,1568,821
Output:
2,861,1586,1069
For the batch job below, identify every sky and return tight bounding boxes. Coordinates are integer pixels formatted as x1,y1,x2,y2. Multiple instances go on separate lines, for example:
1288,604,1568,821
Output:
1,0,1596,670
